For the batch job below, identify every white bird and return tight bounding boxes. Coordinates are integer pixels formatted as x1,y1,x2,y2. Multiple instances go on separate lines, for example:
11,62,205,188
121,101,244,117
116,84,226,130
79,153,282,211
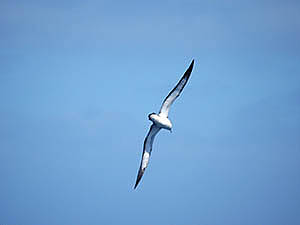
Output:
134,60,194,189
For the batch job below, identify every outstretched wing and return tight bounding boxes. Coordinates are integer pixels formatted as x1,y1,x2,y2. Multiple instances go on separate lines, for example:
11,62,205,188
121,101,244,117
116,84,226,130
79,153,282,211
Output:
159,60,194,117
134,124,161,189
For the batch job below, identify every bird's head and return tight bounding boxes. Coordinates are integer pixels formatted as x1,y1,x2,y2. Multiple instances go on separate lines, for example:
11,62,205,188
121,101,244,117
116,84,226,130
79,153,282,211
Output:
148,112,156,121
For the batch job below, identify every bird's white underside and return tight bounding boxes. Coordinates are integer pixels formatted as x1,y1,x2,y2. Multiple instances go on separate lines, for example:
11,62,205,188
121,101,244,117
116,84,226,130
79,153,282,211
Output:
150,114,172,130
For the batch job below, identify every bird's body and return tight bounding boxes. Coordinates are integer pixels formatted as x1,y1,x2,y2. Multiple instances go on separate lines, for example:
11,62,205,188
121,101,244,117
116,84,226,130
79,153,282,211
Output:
149,113,172,131
134,60,195,189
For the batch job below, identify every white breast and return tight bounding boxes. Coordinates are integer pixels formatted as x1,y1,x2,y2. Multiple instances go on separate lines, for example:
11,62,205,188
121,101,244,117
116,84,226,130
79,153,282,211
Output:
150,114,172,130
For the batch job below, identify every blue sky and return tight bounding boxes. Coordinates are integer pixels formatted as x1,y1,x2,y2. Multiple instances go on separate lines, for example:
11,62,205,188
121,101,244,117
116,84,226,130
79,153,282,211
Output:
0,0,300,224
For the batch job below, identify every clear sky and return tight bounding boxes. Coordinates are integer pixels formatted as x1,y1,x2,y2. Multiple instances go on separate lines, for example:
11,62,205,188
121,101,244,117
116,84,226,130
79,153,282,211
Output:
1,0,300,224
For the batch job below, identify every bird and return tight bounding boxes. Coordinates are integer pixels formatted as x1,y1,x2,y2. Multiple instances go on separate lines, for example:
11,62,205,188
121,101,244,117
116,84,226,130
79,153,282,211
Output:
134,59,194,189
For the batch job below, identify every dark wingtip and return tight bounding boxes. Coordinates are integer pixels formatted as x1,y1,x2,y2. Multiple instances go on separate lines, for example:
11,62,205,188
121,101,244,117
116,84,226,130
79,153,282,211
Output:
133,168,144,189
133,178,139,189
190,59,195,69
183,59,194,78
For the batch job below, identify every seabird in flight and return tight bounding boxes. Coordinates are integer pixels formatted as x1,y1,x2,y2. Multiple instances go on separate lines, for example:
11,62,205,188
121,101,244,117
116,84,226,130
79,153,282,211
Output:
134,59,194,189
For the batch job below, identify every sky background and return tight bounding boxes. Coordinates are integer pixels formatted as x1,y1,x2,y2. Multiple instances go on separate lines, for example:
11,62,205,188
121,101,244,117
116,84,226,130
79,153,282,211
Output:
0,0,300,224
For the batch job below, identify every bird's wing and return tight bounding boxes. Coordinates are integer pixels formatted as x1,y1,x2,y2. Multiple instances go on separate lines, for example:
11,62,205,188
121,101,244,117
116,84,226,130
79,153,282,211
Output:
134,124,161,189
159,60,194,117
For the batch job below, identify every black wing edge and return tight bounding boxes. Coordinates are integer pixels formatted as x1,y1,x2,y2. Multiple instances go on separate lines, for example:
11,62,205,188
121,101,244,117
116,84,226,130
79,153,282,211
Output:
162,59,194,104
133,125,153,189
134,166,144,189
